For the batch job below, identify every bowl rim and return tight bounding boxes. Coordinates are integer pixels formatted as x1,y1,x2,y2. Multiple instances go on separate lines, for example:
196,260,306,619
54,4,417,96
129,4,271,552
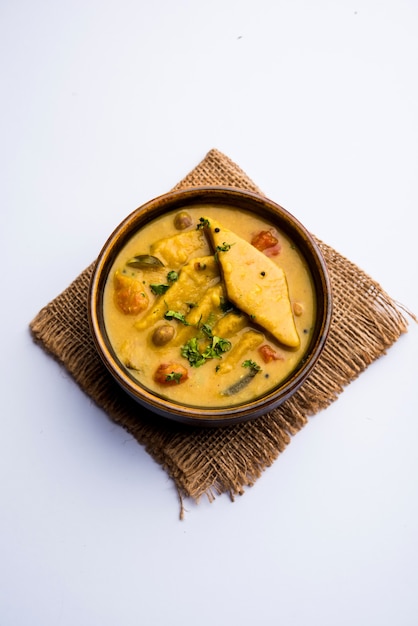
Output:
88,185,333,426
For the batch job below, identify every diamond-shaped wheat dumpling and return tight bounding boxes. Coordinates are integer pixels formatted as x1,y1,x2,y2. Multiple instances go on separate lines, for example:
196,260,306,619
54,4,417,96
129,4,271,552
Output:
203,216,300,348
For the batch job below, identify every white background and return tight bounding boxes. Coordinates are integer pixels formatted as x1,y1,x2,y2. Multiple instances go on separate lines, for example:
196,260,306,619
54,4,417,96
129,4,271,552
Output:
1,1,417,625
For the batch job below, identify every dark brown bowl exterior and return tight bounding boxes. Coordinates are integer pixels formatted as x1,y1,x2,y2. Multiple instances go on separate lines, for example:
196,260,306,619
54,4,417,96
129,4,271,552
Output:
88,186,332,427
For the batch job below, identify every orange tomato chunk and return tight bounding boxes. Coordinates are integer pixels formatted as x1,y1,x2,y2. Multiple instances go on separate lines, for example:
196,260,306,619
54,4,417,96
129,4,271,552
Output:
258,344,283,363
153,362,189,385
251,230,280,255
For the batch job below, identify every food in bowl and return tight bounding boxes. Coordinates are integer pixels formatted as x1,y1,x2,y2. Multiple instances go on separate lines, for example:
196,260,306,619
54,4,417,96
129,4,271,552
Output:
103,204,315,405
89,187,331,426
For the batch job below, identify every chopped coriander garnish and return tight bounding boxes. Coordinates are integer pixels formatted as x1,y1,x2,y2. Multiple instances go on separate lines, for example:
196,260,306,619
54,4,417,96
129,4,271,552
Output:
164,310,190,325
216,242,233,252
205,336,231,358
181,338,207,367
242,359,261,372
196,217,210,230
181,334,231,367
165,371,183,384
167,270,178,283
200,323,213,338
150,283,170,296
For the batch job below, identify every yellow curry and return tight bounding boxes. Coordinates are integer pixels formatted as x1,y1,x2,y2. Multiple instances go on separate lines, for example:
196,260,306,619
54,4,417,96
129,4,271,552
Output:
103,205,316,408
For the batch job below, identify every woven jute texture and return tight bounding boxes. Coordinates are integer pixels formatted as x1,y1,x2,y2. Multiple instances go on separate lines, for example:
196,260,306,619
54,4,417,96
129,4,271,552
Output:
30,149,412,517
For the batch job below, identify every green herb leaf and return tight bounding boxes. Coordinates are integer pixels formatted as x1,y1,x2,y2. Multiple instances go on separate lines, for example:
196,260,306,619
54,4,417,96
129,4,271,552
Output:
196,217,210,230
200,323,213,338
216,242,233,252
165,371,183,384
181,338,207,367
242,359,261,372
167,270,179,283
210,336,231,356
164,310,190,325
181,334,231,367
150,283,170,296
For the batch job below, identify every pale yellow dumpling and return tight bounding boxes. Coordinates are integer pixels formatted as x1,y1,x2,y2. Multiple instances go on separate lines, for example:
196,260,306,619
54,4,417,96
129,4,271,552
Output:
203,216,300,348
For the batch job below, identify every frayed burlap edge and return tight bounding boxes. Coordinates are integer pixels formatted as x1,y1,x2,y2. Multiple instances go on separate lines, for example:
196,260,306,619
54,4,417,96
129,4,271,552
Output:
30,148,415,518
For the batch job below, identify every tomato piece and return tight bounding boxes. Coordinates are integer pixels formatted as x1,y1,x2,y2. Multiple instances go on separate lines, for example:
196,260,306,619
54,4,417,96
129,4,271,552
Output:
153,362,189,385
258,344,283,363
251,230,280,255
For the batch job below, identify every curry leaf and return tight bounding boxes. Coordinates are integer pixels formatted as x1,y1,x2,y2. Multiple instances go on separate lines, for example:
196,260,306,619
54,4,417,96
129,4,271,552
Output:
126,254,164,269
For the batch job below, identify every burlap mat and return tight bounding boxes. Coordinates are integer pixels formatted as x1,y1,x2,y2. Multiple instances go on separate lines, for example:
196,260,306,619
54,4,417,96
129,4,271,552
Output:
30,149,413,517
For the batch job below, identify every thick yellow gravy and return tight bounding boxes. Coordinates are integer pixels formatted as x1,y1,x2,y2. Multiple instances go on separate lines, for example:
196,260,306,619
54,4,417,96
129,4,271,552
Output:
103,205,316,408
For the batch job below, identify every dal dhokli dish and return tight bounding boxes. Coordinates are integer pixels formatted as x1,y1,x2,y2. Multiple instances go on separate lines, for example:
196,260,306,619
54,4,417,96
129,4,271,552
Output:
103,205,316,408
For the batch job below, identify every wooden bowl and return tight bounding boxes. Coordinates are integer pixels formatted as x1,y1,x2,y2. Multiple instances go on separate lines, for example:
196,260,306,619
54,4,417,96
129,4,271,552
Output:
88,186,332,426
